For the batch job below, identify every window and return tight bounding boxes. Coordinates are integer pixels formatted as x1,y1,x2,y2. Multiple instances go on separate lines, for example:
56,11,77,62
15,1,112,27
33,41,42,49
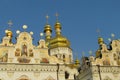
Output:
63,55,65,62
65,71,69,79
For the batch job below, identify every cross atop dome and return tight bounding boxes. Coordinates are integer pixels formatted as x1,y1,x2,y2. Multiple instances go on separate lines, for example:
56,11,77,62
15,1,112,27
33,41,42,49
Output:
46,14,49,24
8,20,13,27
96,29,101,37
55,12,59,22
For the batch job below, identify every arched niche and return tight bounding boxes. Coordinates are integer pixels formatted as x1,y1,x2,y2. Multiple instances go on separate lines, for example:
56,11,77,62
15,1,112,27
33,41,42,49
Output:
16,75,31,80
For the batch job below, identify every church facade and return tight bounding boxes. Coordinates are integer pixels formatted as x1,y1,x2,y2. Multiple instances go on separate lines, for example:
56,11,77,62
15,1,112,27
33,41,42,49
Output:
77,37,120,80
0,20,79,80
1,17,120,80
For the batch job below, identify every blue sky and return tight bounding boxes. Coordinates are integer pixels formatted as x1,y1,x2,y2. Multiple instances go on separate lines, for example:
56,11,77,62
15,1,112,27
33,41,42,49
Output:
0,0,120,60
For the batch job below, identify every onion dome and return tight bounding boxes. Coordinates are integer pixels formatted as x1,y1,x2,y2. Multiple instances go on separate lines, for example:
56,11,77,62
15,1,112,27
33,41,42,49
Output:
55,21,61,35
96,37,103,58
5,29,13,38
49,35,70,49
44,24,52,34
44,24,52,44
75,59,80,65
98,37,104,45
49,21,70,49
44,15,52,41
44,24,52,32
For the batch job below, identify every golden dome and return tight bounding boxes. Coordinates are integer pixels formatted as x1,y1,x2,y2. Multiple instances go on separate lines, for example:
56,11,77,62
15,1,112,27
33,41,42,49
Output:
48,20,70,49
44,24,52,33
49,35,70,49
98,37,104,45
75,59,80,65
55,21,61,29
44,24,52,44
5,30,13,38
54,21,62,36
74,59,80,67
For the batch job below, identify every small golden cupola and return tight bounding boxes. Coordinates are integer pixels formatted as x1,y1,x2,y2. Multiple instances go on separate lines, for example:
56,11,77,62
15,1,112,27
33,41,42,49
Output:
44,24,52,41
5,29,13,39
98,37,104,45
5,29,13,43
74,58,80,66
96,37,104,58
97,29,104,45
44,15,52,42
55,21,61,36
49,21,70,49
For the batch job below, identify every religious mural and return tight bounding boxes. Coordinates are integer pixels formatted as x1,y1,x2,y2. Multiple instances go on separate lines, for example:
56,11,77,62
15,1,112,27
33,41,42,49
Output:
16,43,31,63
29,49,33,57
17,56,30,63
21,44,27,56
15,48,20,56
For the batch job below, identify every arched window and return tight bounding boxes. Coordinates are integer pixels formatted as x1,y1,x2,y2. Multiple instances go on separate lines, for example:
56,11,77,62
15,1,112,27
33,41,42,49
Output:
69,55,71,62
65,71,69,79
45,76,55,80
16,75,30,80
55,54,57,58
63,55,65,62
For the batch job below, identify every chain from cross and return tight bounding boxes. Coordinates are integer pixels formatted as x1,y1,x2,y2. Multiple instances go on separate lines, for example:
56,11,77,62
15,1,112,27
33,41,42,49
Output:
46,14,49,24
